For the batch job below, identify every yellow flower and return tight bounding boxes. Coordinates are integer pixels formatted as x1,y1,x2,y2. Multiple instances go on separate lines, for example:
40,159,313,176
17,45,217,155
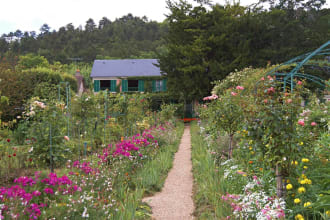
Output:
302,158,309,163
303,166,308,169
319,194,324,197
250,151,255,155
306,179,312,184
295,214,304,220
294,198,301,204
299,142,304,146
249,140,253,144
286,184,293,190
304,202,311,207
249,146,253,150
265,144,269,148
326,210,330,216
298,187,306,193
287,179,290,183
301,174,307,179
300,179,307,185
291,193,295,197
291,161,298,165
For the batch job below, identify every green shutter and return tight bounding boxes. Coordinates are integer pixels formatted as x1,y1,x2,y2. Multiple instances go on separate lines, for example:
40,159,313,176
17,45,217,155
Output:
162,79,167,92
122,79,128,92
110,80,116,92
138,80,144,92
152,80,156,92
94,80,100,92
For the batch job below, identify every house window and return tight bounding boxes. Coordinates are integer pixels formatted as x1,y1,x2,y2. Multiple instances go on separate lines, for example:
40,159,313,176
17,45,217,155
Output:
155,80,163,92
128,80,139,91
100,80,111,90
99,80,116,92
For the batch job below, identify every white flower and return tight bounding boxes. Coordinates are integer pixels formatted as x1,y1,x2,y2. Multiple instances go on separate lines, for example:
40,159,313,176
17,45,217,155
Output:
28,147,33,153
82,207,89,218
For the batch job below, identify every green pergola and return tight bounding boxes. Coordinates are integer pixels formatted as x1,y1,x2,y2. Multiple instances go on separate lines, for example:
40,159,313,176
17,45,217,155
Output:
266,40,330,92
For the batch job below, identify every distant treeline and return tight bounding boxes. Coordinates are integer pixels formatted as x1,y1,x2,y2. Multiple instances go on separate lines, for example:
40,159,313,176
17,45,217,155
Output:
0,14,168,63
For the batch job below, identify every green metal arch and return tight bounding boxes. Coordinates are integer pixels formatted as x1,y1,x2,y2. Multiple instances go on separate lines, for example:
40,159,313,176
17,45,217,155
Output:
266,40,330,92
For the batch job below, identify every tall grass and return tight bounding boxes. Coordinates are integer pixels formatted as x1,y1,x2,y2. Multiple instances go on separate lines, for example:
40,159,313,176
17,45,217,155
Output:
191,121,231,219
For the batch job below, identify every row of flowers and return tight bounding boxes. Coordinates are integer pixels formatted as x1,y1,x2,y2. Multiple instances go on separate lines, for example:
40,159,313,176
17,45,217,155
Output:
0,123,173,219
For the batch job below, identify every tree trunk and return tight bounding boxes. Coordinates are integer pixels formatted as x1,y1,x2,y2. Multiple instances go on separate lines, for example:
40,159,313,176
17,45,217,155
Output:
276,164,284,198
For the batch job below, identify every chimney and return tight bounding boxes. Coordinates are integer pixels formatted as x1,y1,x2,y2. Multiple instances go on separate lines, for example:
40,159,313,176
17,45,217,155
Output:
75,69,84,96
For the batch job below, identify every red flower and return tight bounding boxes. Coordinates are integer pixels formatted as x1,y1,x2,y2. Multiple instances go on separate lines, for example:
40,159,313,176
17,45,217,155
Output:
29,158,33,162
13,153,16,157
8,155,11,158
7,139,10,143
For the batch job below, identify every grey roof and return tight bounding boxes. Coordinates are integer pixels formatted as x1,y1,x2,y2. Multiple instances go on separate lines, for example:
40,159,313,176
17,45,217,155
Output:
90,59,163,77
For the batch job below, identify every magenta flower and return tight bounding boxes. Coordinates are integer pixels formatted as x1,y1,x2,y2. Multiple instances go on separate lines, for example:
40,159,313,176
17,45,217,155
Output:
44,188,54,194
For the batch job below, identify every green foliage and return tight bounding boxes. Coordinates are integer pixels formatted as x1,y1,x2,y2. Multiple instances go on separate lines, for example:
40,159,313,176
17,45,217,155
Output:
17,54,49,70
0,58,77,121
159,1,329,100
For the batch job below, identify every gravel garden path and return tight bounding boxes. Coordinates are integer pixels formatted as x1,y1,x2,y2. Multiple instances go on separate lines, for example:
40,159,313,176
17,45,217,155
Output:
143,125,194,220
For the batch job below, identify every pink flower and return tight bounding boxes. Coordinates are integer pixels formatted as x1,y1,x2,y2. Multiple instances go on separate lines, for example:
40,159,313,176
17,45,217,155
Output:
286,99,292,104
260,77,265,81
64,136,70,141
253,175,258,180
236,86,244,90
231,92,238,96
263,99,268,104
44,188,54,194
267,87,275,94
297,81,302,85
267,75,274,80
311,122,317,126
298,119,305,126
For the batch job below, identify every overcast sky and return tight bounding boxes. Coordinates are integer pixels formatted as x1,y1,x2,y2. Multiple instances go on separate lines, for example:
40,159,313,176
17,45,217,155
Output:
0,0,261,36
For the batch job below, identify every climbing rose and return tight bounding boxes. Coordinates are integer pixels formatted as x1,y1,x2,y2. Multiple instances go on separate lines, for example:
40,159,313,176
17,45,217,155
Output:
298,119,305,126
311,122,317,126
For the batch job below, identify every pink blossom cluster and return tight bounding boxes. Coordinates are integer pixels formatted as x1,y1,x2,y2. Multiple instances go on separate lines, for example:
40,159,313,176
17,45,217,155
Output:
41,173,73,186
72,161,99,175
203,94,218,101
230,85,244,96
14,176,36,187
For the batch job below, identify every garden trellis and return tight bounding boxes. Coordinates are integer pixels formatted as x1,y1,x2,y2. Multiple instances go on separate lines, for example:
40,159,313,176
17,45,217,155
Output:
266,40,330,92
